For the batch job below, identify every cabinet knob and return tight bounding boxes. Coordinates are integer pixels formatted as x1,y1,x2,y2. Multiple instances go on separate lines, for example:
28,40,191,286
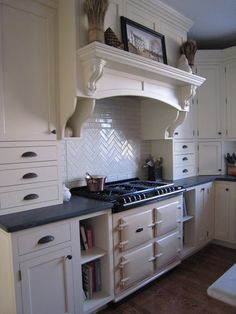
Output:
218,169,222,172
182,169,188,173
201,188,205,191
66,255,72,260
174,132,179,136
218,132,222,135
182,157,188,161
21,151,37,158
51,129,56,134
182,145,188,149
38,235,55,244
226,188,229,191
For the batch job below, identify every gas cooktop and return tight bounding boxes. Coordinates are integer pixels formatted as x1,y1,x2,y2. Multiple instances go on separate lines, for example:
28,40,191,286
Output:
71,178,184,212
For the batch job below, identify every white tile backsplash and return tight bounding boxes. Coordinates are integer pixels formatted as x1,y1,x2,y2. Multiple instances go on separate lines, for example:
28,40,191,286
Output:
61,97,151,186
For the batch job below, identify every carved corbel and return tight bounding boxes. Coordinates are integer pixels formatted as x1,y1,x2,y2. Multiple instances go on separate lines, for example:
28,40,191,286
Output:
67,98,96,137
86,58,106,96
167,110,188,137
179,85,197,109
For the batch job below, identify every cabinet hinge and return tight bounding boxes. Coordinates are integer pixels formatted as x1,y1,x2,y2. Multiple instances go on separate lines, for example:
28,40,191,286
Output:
197,145,199,151
196,98,198,105
18,270,22,281
225,67,226,73
193,130,195,136
225,98,227,104
226,129,228,136
197,167,199,173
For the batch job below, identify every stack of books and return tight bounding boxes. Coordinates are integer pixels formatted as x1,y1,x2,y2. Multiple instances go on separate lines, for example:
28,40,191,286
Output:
82,259,102,300
80,224,94,250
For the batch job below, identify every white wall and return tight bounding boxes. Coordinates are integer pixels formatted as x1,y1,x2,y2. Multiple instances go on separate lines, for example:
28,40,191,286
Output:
60,97,151,186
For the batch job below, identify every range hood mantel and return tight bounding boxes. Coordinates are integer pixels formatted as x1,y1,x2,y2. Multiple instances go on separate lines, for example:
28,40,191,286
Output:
65,42,205,139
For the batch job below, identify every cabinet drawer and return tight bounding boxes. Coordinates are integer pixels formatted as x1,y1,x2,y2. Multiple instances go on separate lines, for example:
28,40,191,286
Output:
174,154,195,166
0,146,57,164
174,142,195,154
174,165,195,179
0,165,58,187
18,222,71,255
0,185,59,209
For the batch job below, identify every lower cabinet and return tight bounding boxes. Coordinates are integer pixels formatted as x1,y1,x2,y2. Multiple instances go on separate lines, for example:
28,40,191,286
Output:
113,196,182,301
0,210,113,314
198,142,222,175
214,181,236,244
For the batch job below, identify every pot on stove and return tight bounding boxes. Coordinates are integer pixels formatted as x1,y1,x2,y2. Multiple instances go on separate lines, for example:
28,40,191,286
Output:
85,174,106,192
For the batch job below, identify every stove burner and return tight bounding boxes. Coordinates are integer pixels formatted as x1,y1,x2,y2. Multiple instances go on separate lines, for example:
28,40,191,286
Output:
71,178,184,212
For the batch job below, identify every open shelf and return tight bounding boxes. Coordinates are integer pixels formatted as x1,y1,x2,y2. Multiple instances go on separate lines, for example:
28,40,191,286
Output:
182,215,194,223
83,291,112,314
81,247,107,265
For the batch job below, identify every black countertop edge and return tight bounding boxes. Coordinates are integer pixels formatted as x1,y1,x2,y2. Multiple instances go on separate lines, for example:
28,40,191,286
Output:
173,175,236,189
0,195,113,233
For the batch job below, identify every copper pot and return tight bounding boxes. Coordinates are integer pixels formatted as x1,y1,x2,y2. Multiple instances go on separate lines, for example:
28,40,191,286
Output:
86,175,106,192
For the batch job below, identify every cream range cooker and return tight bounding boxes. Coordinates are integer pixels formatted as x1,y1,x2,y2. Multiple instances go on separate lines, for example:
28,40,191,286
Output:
72,179,184,301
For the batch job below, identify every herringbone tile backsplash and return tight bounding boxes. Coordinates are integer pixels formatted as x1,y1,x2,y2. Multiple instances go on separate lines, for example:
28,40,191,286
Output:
61,97,151,186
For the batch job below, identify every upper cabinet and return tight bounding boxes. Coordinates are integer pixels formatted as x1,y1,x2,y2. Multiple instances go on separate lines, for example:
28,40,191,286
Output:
0,0,57,141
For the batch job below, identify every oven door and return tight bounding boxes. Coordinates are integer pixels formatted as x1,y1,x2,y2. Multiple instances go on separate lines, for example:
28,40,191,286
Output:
117,209,154,251
117,243,154,291
154,199,181,237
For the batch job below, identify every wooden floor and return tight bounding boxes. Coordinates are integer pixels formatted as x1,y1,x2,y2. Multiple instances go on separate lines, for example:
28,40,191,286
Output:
99,244,236,314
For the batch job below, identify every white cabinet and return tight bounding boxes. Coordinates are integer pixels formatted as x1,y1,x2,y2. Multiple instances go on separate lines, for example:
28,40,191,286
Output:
195,182,214,247
214,181,236,244
225,59,236,138
20,248,75,314
0,0,57,141
182,182,214,258
198,141,222,175
113,196,182,301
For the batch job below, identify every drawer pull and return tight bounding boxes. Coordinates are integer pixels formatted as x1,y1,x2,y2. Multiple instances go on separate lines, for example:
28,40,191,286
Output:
182,145,188,149
182,157,188,161
23,193,39,201
21,151,37,158
182,169,188,173
51,129,56,134
22,173,38,179
66,255,72,260
38,235,55,244
136,227,143,233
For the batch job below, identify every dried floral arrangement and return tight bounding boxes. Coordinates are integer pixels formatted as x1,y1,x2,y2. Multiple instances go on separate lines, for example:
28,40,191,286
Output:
84,0,109,43
180,40,197,69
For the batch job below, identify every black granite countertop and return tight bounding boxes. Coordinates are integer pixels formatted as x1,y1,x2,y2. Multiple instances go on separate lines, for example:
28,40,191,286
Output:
174,175,236,189
0,195,113,233
1,175,236,233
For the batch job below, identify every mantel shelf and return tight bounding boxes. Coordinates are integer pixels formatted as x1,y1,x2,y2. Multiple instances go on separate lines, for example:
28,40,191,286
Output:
78,42,205,91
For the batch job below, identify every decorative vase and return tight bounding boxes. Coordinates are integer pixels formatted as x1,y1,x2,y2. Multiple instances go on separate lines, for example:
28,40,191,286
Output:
84,0,109,44
177,54,192,73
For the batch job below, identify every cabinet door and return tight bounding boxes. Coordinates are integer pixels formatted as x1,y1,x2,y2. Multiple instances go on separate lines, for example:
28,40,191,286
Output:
0,2,57,141
196,64,222,138
20,247,75,314
225,61,236,138
214,182,231,242
195,182,214,247
198,142,222,175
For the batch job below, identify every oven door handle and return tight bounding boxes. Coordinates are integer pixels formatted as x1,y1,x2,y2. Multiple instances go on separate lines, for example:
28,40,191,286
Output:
119,277,130,287
117,222,128,231
155,253,163,258
155,220,163,225
119,259,130,268
118,240,129,249
147,223,155,229
148,256,156,262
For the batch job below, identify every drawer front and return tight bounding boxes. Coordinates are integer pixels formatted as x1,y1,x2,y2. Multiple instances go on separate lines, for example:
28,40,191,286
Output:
0,146,57,164
174,154,195,166
118,243,154,290
117,209,153,251
154,200,180,237
174,142,195,154
155,231,180,270
0,166,58,187
174,164,195,179
18,222,71,255
0,185,59,209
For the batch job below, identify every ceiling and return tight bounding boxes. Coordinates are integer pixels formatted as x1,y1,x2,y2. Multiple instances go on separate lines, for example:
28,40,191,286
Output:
163,0,236,49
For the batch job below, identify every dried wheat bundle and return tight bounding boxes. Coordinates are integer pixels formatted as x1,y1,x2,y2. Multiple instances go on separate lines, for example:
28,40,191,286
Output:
180,40,197,69
84,0,109,30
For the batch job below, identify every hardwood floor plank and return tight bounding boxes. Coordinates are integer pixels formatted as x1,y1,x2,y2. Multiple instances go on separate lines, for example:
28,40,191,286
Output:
99,244,236,314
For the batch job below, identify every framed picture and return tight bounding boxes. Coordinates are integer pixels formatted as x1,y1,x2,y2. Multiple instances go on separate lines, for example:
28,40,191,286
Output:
120,16,167,64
